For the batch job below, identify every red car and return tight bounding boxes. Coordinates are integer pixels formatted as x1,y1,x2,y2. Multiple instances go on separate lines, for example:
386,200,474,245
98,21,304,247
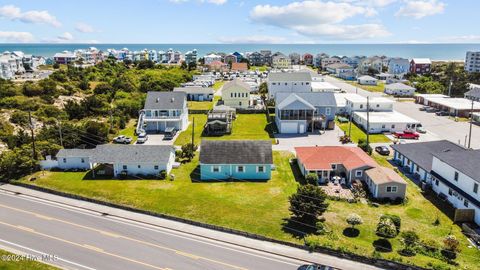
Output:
393,130,420,140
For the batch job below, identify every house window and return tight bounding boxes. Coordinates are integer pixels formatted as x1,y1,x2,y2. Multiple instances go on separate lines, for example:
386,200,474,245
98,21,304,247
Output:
257,166,265,173
407,160,411,165
382,125,386,128
63,158,66,163
386,186,398,193
448,189,453,196
454,171,459,181
230,93,233,98
331,164,337,170
81,158,85,163
464,200,469,207
376,104,380,108
355,170,363,177
123,165,127,170
272,83,276,85
212,166,220,173
474,183,478,194
154,165,159,170
391,124,395,129
360,104,364,109
435,179,439,186
285,83,288,86
325,108,331,115
237,166,244,173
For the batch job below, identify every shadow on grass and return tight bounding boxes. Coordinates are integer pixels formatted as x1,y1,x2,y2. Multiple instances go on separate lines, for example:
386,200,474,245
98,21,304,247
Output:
289,160,307,185
343,227,360,238
372,238,393,253
189,165,269,183
281,217,316,239
265,113,278,139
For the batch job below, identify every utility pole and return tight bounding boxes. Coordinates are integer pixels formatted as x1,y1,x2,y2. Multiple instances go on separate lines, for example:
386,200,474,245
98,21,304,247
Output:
348,111,353,138
468,99,474,149
366,96,370,147
448,79,453,97
28,111,37,160
58,120,64,147
191,117,195,149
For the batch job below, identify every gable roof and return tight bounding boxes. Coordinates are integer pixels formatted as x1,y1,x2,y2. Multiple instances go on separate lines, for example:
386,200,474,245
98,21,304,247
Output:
173,87,214,95
365,167,407,185
433,149,480,182
385,83,415,90
92,145,174,164
357,75,377,81
144,91,186,110
200,140,272,165
268,72,312,82
295,146,377,171
412,58,431,64
391,140,466,172
276,92,337,108
277,94,316,110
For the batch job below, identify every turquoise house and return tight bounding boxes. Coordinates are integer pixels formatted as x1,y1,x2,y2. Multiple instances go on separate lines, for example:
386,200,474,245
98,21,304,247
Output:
199,140,273,181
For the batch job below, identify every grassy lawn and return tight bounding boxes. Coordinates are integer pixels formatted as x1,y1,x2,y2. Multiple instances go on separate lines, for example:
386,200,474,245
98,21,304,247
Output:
213,81,225,91
187,101,214,111
0,249,59,270
19,152,299,242
306,154,480,269
249,65,269,72
114,119,138,142
348,82,385,93
174,114,275,146
336,119,390,143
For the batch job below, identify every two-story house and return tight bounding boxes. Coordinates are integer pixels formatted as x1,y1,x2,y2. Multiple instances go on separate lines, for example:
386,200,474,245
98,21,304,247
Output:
221,79,251,109
140,92,188,133
387,58,410,78
267,72,312,99
272,53,291,69
275,92,337,133
344,95,393,115
410,58,431,75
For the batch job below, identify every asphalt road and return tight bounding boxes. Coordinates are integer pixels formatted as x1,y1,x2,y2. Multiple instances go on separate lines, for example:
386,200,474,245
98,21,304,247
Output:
0,192,311,270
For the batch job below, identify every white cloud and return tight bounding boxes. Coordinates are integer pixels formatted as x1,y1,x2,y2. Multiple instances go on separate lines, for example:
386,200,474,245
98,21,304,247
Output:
169,0,227,4
336,0,397,7
218,35,286,44
57,32,74,41
438,35,480,43
250,1,390,40
0,31,34,42
396,0,445,19
75,22,96,33
0,5,61,27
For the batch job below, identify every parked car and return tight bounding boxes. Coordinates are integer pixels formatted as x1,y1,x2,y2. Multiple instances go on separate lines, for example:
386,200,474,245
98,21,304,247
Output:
393,130,420,140
298,265,340,270
375,146,391,156
416,126,427,133
164,127,177,140
426,107,437,113
136,132,148,144
113,135,132,144
435,110,449,116
419,106,429,111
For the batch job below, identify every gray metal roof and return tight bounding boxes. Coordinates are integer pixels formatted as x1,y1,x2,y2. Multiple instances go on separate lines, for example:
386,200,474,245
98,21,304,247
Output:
91,145,174,164
144,91,186,110
200,140,272,165
276,92,337,108
268,72,312,82
391,140,466,172
173,87,214,95
433,149,480,182
385,83,415,90
56,148,93,158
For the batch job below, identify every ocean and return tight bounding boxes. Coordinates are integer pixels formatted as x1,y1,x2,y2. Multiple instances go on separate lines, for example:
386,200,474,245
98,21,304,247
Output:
1,43,479,60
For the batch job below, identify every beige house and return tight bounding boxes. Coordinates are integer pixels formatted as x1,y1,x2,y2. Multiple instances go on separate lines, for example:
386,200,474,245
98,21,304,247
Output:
221,79,251,109
364,167,407,200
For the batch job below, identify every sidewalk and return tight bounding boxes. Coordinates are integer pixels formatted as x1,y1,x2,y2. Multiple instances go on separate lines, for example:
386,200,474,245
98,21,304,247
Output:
0,183,384,270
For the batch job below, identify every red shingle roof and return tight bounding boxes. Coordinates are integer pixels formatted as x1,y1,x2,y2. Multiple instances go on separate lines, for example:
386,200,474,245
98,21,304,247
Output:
295,146,377,171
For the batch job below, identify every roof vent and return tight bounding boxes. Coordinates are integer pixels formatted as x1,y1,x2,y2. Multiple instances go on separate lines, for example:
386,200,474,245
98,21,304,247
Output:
171,97,175,102
156,98,160,103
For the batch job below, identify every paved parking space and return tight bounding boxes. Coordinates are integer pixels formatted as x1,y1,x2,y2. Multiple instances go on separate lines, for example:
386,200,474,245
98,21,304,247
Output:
325,75,480,149
138,133,179,146
273,126,349,151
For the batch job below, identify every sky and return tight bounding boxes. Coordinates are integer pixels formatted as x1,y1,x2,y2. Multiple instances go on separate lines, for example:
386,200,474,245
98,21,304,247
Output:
0,0,479,44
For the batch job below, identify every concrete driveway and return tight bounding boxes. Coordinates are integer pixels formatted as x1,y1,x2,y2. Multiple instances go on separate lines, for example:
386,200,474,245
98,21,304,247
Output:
273,126,348,151
138,133,178,146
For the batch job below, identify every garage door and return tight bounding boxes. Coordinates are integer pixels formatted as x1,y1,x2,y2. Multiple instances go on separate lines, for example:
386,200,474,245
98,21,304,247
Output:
280,122,299,134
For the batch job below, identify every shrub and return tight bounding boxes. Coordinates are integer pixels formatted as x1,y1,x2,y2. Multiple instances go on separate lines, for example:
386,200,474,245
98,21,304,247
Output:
376,218,397,238
289,184,329,226
399,230,419,256
10,110,30,127
305,173,319,186
358,138,372,155
346,213,363,228
381,214,401,233
442,235,460,253
157,170,167,180
316,221,329,235
181,143,198,161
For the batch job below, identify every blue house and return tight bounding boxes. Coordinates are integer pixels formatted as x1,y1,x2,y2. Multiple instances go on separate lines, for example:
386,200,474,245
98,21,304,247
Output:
199,140,273,181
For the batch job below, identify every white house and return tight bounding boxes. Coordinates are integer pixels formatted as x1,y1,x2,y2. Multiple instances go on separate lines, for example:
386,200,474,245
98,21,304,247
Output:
357,75,378,86
204,54,222,65
353,111,421,133
431,150,480,225
344,95,394,115
384,83,416,96
387,58,410,78
42,145,176,177
267,71,312,99
221,79,251,109
139,92,188,133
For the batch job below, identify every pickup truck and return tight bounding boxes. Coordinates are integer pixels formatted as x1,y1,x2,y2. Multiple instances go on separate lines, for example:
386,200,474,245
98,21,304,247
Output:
393,130,420,140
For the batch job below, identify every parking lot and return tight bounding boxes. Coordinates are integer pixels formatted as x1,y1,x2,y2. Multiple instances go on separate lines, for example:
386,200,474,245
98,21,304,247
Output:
324,75,480,149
